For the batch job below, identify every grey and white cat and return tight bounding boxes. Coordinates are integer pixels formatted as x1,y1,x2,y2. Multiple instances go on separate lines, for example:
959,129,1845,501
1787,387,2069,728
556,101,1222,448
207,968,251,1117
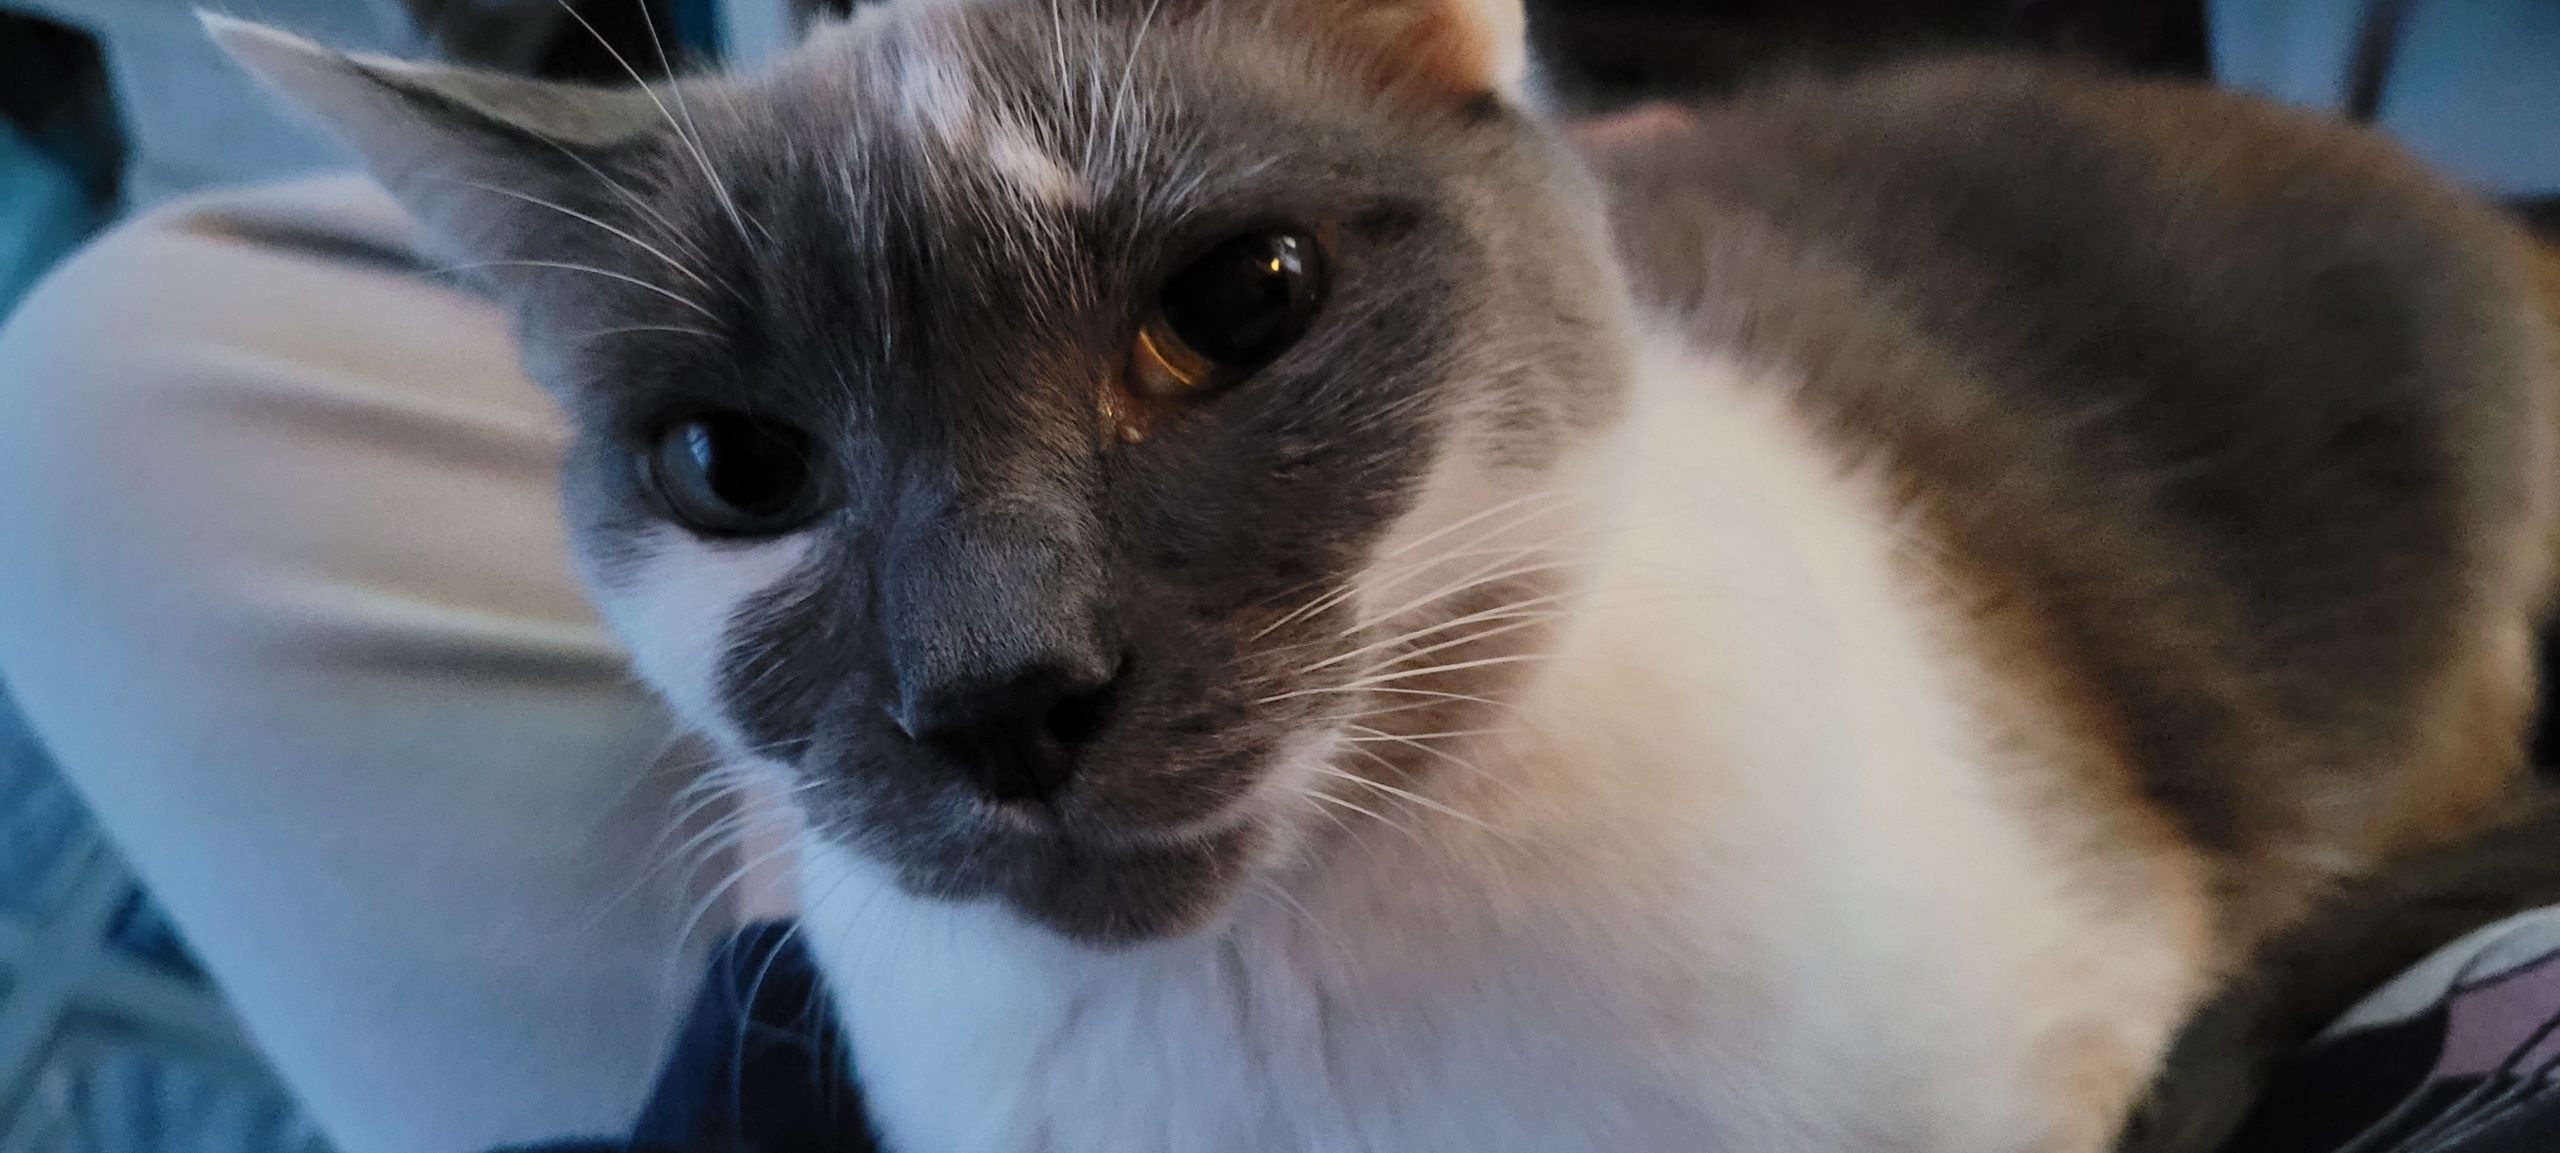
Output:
213,1,2560,1149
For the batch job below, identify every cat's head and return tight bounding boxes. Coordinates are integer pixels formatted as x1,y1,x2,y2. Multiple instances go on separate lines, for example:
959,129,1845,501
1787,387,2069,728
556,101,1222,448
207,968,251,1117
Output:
215,0,1631,942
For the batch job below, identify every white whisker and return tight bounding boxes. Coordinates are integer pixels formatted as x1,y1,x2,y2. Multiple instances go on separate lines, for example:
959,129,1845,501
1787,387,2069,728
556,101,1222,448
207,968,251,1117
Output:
1249,537,1584,648
550,0,757,250
1317,759,1516,843
571,323,722,344
1347,553,1587,641
444,258,720,319
1301,594,1574,675
1341,726,1518,798
1344,726,1509,744
454,178,720,292
1303,785,1420,843
1374,487,1587,565
1329,652,1555,692
1244,490,1588,645
1254,684,1518,710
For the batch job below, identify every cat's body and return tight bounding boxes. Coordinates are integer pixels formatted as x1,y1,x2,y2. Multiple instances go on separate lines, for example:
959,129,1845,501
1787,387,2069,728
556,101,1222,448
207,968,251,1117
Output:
803,323,2207,1153
798,64,2554,1153
215,3,2558,1150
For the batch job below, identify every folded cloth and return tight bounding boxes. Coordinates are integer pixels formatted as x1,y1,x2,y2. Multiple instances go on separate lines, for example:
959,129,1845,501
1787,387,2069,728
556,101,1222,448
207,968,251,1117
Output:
511,910,2560,1153
2230,907,2560,1153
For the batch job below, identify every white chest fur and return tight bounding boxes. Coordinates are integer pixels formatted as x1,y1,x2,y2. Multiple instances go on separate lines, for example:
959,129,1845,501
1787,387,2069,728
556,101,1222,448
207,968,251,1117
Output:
798,333,2215,1153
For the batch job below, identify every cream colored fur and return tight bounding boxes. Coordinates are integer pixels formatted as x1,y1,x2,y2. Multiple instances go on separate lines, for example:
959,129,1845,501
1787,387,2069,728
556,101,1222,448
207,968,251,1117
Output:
794,325,2219,1153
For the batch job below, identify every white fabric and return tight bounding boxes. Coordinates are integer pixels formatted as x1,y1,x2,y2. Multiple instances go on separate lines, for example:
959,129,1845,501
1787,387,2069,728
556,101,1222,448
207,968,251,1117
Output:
2323,907,2560,1041
0,177,733,1153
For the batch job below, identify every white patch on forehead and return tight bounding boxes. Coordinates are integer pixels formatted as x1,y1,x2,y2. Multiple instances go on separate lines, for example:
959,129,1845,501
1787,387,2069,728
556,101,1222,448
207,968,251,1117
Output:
894,41,979,146
889,37,1085,210
984,121,1085,207
588,525,816,750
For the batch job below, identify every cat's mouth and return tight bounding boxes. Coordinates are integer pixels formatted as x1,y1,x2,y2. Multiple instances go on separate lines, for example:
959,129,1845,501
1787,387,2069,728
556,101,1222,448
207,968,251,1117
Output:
973,820,1263,942
790,710,1296,944
808,787,1270,943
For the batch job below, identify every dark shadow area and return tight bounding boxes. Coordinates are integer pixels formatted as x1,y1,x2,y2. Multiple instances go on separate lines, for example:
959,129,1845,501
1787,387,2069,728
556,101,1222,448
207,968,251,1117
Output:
0,10,122,213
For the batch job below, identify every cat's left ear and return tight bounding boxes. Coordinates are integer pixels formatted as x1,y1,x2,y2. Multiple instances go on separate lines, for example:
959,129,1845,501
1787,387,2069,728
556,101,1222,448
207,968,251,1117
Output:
204,15,668,273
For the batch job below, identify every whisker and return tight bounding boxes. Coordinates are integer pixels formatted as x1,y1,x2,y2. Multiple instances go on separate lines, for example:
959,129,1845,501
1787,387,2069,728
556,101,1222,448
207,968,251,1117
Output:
452,178,720,292
1303,786,1421,844
1250,540,1592,655
538,139,713,270
1240,490,1593,645
665,835,806,978
571,323,722,345
440,258,719,319
637,0,775,249
1344,615,1566,686
1347,693,1513,723
1333,652,1554,690
1344,726,1509,744
1299,795,1361,841
1302,596,1574,676
1341,726,1518,798
1372,487,1587,566
1254,684,1521,710
1346,554,1587,643
1317,759,1516,843
1103,0,1167,176
550,0,756,250
1248,537,1585,648
572,781,758,933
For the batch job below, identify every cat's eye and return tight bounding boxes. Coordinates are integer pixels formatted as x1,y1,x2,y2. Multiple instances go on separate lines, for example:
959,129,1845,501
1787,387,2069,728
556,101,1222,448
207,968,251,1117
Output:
644,413,833,536
1133,229,1326,395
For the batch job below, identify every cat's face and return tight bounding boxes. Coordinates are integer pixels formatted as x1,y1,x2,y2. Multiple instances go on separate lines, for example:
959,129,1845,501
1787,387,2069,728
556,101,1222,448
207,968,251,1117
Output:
217,0,1628,941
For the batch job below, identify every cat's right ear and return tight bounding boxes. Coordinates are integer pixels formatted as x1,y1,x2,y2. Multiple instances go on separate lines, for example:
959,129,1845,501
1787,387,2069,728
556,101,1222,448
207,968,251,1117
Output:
203,15,667,272
1260,0,1529,106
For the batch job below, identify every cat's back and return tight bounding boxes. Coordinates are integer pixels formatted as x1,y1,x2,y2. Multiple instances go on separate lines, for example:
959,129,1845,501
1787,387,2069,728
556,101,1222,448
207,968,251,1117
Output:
1592,58,2558,942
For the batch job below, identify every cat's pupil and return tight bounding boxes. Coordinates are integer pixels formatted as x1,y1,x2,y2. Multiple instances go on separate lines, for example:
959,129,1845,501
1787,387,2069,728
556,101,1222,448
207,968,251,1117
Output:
1159,231,1323,369
650,414,821,534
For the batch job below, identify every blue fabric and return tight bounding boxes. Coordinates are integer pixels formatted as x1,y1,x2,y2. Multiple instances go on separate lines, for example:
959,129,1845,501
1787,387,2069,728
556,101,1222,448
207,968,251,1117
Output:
508,922,877,1153
630,922,875,1152
0,121,96,322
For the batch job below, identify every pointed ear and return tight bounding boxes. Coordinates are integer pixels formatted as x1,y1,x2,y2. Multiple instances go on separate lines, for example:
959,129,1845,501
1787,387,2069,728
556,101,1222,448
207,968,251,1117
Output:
203,14,667,269
1292,0,1529,104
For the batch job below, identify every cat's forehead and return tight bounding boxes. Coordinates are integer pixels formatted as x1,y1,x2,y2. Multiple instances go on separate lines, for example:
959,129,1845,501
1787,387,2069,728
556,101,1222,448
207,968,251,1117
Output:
530,0,1492,429
705,0,1407,234
755,4,1189,207
593,3,1432,356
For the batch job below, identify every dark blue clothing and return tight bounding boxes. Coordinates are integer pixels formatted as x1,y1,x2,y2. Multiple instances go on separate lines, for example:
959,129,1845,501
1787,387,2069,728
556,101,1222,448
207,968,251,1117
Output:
508,922,873,1153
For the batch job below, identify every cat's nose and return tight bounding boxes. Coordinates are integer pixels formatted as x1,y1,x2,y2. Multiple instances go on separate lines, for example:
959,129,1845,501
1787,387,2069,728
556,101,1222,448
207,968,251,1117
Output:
891,657,1122,804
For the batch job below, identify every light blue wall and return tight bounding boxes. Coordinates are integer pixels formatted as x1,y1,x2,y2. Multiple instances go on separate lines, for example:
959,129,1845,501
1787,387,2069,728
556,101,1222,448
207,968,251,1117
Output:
2213,0,2560,196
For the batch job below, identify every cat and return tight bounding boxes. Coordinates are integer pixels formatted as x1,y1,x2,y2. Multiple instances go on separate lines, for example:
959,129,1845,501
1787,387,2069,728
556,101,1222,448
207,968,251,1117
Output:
212,1,2560,1149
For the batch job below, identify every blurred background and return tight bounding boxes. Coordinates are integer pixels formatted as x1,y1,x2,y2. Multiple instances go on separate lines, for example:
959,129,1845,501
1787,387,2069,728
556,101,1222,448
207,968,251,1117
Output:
0,0,2551,1149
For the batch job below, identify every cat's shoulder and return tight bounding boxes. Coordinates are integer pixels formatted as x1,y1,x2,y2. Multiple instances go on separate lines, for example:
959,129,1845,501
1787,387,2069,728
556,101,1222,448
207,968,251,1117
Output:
1584,55,2558,926
1591,55,2533,332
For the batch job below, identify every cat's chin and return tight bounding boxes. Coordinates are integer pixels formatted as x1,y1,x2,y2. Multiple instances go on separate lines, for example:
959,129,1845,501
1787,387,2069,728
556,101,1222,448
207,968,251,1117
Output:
877,819,1267,946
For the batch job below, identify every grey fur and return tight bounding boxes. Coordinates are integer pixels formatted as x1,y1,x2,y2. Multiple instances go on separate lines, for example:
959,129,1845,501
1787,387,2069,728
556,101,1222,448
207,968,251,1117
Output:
213,4,1620,940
